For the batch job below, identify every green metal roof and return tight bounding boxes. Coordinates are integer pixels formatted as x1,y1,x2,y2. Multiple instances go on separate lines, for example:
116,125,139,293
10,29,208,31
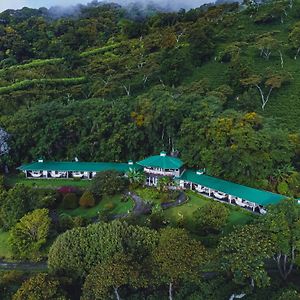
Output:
17,161,142,173
179,170,285,206
138,153,183,170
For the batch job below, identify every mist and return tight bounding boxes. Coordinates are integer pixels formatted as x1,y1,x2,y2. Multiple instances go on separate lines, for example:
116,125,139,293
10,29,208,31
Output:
0,0,214,14
112,0,212,11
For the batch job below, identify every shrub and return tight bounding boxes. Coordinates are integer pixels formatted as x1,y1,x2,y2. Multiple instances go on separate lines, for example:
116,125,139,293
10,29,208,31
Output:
89,170,129,197
277,181,289,195
62,193,78,209
193,201,230,234
58,214,87,232
58,186,79,195
121,195,129,202
104,202,116,211
79,191,95,208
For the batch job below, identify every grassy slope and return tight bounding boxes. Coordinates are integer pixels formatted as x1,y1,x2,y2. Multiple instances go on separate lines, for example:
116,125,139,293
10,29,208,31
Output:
186,11,300,130
59,194,134,218
135,188,255,234
1,6,299,130
164,191,256,234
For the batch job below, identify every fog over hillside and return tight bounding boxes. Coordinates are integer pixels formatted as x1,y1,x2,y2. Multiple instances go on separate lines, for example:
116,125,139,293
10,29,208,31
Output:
0,0,215,13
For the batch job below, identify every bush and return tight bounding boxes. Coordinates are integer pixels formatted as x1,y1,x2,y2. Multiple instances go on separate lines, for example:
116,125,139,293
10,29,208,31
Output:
58,186,79,194
35,189,58,208
277,181,289,195
193,201,230,234
104,202,116,211
79,191,95,208
89,170,129,197
62,193,78,209
121,195,129,202
58,214,87,232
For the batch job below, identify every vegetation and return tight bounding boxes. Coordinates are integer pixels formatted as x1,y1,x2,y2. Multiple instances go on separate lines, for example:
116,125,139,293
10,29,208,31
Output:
89,171,129,198
13,273,67,300
0,1,299,299
79,191,95,208
62,193,78,210
9,209,51,261
193,201,230,233
60,194,134,219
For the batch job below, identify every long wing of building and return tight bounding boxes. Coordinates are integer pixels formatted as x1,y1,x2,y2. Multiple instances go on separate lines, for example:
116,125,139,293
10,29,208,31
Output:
17,152,286,211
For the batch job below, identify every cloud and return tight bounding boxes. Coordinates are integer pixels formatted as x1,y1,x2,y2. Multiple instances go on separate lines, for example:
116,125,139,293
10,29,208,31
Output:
0,0,212,13
0,0,91,12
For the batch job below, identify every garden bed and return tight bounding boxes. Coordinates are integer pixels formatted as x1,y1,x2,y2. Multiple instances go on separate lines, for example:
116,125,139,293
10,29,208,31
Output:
59,194,134,219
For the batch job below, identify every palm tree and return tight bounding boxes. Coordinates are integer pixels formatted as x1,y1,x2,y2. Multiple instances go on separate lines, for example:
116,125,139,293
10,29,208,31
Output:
273,164,296,183
158,176,173,192
126,169,146,188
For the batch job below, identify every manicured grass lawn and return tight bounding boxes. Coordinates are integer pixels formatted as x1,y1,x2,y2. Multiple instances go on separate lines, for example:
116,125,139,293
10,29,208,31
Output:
0,230,12,259
59,194,134,218
5,175,91,189
163,191,257,234
134,189,256,236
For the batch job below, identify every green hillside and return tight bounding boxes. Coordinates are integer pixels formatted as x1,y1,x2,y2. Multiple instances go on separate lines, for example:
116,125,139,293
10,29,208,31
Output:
0,1,299,196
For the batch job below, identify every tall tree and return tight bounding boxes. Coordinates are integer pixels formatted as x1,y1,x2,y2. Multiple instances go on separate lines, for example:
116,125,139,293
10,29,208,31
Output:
152,227,208,300
9,208,51,261
82,253,141,300
13,274,67,300
0,184,37,230
241,71,291,110
48,221,158,279
260,198,300,280
218,224,274,288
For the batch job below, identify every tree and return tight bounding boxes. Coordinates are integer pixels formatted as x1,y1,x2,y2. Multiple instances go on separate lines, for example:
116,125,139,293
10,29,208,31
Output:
241,71,291,110
62,193,78,209
275,289,300,300
152,227,208,300
260,198,300,280
82,253,139,300
0,184,36,230
218,224,274,288
48,221,158,279
256,35,279,60
193,201,230,233
126,169,146,189
13,273,67,300
79,191,95,208
89,170,129,197
157,176,173,192
9,208,51,261
0,127,9,157
289,22,300,59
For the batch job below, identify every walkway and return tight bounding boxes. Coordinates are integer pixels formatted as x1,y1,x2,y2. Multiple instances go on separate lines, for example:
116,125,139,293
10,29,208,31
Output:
0,260,47,271
161,191,187,209
111,191,152,220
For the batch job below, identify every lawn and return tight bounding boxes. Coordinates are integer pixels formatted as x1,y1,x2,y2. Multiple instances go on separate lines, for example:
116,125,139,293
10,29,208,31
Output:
5,175,91,189
0,230,12,260
163,191,257,234
135,187,181,205
134,188,256,236
59,194,134,218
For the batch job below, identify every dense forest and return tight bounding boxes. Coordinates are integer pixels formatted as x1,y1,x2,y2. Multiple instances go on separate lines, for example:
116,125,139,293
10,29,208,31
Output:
0,0,299,195
0,1,300,299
